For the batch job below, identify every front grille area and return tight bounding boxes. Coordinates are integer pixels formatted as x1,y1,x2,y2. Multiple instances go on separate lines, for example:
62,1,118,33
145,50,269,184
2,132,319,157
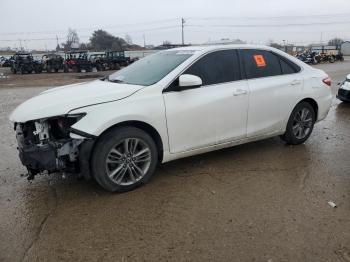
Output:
15,121,40,146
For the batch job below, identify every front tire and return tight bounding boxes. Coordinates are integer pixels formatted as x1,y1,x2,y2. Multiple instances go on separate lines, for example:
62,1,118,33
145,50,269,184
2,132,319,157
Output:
91,127,158,192
281,102,316,145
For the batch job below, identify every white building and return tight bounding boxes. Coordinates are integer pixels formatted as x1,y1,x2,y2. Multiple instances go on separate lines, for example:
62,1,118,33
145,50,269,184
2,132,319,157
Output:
340,41,350,55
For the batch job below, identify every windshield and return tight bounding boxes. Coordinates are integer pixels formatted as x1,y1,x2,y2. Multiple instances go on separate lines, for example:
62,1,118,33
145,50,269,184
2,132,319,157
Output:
108,50,194,86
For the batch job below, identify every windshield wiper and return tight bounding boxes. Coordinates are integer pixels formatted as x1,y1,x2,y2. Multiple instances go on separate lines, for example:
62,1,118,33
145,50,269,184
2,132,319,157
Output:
109,79,124,83
106,76,124,83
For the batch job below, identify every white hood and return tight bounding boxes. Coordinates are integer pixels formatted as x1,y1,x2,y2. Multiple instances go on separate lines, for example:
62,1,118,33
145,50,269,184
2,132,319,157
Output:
9,80,143,123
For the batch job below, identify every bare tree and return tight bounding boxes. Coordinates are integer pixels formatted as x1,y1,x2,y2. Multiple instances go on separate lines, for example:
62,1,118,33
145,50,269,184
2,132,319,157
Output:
125,34,133,45
328,38,344,46
63,28,80,50
162,40,172,45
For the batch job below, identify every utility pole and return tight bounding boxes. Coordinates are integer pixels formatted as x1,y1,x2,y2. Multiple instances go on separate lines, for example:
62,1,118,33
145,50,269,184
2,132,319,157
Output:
19,39,23,51
143,34,146,48
181,18,185,45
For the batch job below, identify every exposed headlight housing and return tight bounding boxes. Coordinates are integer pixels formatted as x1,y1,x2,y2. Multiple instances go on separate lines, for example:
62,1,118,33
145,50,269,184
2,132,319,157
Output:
48,113,86,139
56,113,86,130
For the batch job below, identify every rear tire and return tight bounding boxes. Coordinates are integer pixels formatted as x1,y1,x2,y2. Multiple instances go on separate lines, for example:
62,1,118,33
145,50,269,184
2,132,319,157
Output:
91,127,158,192
280,102,316,145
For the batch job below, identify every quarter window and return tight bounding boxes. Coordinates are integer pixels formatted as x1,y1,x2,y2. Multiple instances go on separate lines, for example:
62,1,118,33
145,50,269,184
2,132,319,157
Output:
184,50,241,86
279,57,301,74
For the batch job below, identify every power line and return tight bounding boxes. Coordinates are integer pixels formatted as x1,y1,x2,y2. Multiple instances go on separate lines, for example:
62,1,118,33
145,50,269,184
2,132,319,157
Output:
187,20,350,28
0,25,181,42
187,13,350,21
3,13,350,37
0,18,180,36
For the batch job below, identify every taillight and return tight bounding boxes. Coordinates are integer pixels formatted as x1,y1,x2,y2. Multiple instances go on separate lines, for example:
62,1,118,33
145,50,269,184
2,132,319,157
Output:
323,77,332,87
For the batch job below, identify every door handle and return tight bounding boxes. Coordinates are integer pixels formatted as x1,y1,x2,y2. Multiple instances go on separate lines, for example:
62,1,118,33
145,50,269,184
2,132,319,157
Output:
291,80,301,86
233,89,248,96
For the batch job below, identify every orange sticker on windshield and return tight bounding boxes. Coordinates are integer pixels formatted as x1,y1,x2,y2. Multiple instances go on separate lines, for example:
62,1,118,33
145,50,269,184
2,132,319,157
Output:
254,55,266,67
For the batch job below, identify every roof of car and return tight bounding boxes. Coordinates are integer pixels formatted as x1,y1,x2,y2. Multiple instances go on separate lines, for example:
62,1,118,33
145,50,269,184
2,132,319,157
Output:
169,44,277,52
166,44,305,69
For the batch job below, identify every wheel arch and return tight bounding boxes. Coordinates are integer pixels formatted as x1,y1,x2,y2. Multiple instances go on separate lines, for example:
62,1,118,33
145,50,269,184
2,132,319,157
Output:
96,120,164,162
298,98,319,120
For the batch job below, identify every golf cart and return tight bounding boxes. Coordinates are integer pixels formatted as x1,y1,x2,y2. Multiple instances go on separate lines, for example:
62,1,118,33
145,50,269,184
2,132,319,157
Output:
105,50,134,70
63,51,93,73
10,53,42,74
89,53,107,71
42,54,64,73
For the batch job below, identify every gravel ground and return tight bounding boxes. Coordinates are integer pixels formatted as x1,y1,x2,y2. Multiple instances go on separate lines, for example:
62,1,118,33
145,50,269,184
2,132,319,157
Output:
0,62,349,262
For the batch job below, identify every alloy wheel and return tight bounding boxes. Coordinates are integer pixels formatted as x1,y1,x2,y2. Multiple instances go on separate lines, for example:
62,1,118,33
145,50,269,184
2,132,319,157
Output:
105,138,151,186
292,108,313,140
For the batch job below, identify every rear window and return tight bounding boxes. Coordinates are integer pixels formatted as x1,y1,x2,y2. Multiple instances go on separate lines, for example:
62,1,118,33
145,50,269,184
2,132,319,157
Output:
242,49,300,79
242,49,282,79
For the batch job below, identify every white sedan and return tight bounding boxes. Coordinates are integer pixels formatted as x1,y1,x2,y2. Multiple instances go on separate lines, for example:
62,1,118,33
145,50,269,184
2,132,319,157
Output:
10,45,332,192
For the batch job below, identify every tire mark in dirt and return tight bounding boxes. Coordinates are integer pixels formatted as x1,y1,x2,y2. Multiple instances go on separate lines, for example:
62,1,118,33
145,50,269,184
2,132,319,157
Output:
21,182,58,262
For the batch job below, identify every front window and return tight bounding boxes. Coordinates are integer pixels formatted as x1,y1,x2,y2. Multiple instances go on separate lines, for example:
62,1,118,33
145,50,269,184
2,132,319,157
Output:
108,50,194,86
184,50,242,86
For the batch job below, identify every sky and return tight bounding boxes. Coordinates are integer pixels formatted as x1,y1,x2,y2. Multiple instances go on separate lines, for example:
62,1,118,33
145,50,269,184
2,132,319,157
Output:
1,0,350,50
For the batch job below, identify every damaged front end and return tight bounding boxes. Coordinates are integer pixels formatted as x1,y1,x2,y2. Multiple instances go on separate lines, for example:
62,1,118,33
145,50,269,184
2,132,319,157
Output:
14,113,95,180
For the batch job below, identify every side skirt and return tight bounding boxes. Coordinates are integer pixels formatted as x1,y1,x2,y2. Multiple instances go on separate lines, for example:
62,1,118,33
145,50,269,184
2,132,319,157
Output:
161,130,284,163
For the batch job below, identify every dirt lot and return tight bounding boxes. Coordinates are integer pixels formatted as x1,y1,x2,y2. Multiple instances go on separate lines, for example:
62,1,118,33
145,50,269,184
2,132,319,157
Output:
0,62,349,262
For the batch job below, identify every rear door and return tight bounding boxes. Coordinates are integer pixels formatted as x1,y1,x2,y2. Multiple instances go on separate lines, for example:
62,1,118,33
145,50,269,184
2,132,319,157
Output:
240,49,303,137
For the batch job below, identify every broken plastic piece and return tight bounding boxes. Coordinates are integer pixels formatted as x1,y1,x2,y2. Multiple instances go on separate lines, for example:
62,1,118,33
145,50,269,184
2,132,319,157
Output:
328,201,337,208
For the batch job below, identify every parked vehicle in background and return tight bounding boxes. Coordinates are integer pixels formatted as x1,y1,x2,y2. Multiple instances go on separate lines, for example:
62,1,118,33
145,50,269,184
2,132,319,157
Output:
296,52,308,62
0,56,12,67
335,52,344,62
9,45,332,192
42,54,64,73
105,50,134,70
305,52,321,64
296,50,343,64
10,53,42,74
337,74,350,102
89,53,108,71
319,53,335,63
63,51,93,73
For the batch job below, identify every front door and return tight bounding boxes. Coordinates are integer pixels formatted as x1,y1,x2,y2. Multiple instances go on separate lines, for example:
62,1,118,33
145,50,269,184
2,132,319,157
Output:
163,49,249,153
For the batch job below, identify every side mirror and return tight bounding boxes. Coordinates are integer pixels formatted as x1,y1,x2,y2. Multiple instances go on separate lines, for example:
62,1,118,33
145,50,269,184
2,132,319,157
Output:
178,74,202,89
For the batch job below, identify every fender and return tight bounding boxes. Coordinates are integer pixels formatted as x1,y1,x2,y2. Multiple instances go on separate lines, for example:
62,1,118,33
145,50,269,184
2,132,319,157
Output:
69,91,170,154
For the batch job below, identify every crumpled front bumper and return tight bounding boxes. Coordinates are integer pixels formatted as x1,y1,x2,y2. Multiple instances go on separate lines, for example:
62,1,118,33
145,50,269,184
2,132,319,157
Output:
19,143,57,172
